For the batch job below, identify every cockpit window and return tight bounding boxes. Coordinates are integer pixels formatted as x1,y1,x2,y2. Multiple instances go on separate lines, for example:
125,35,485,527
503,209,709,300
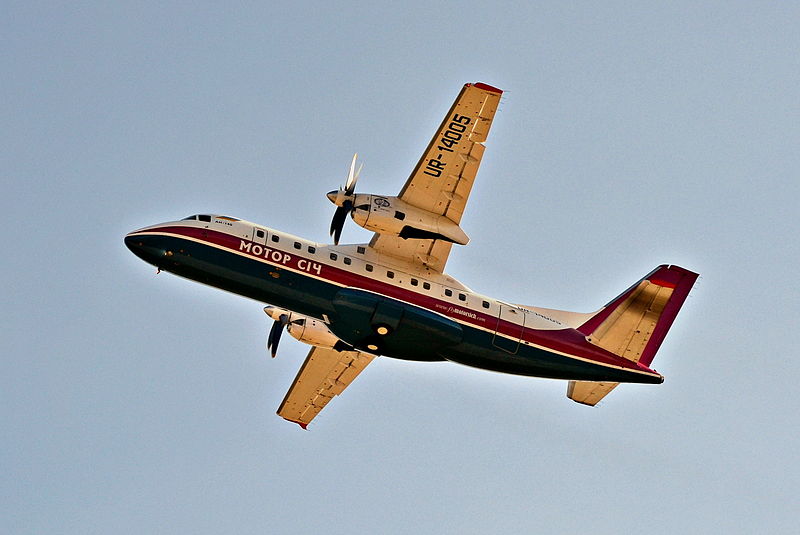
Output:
198,215,212,222
182,215,198,221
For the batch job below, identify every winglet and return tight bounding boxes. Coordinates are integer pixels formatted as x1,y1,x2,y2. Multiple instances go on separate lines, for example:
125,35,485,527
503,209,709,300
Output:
472,82,503,94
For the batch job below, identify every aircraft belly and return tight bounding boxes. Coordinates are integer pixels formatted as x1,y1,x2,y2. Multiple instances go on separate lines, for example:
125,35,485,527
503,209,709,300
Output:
327,288,456,361
443,327,664,384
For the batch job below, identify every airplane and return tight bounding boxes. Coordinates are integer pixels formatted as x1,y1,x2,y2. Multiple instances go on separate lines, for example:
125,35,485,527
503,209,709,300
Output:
125,82,698,429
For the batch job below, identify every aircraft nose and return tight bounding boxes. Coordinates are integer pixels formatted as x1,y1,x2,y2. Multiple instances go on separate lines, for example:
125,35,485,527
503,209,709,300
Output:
124,233,145,254
124,233,136,250
125,232,163,267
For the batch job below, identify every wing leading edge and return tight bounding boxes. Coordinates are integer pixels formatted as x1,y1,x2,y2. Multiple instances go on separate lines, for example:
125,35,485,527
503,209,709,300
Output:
369,82,503,272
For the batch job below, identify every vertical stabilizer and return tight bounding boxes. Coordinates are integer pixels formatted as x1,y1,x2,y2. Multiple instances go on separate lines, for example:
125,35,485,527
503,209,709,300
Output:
578,265,698,367
567,265,697,407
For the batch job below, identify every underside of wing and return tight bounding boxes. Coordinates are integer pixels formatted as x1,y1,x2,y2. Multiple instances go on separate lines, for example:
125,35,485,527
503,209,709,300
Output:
369,82,502,272
368,235,454,273
277,346,375,428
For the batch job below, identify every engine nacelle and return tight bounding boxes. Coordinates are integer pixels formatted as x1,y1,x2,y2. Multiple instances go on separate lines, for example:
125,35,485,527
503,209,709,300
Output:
349,194,469,245
287,317,343,349
265,306,347,350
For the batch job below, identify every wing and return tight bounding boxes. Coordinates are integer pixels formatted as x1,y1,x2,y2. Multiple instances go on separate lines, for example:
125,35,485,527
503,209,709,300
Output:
277,346,375,428
369,82,503,272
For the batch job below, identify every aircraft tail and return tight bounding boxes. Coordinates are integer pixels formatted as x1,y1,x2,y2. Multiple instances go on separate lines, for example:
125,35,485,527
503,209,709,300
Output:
578,264,698,366
567,264,698,406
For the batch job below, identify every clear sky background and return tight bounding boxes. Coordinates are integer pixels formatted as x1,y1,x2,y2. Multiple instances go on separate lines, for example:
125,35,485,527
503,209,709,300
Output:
3,2,798,533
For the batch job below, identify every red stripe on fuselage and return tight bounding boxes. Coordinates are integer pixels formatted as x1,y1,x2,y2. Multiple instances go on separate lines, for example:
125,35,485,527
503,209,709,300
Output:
132,225,659,376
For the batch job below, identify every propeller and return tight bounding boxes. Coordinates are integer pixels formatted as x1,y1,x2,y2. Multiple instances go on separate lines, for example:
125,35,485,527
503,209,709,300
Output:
264,306,304,358
326,153,362,245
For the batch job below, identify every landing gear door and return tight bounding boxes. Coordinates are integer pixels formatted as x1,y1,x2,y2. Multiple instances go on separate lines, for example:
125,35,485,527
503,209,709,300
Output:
493,304,526,354
253,227,268,245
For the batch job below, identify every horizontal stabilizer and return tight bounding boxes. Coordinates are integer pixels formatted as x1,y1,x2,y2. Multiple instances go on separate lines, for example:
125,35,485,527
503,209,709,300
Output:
567,381,619,406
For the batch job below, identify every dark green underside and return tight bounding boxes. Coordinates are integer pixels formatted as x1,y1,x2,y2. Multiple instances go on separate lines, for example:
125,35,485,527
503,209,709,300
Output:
130,234,660,384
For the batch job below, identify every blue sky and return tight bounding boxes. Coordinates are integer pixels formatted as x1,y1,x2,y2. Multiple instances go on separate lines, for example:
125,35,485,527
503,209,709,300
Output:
2,2,798,533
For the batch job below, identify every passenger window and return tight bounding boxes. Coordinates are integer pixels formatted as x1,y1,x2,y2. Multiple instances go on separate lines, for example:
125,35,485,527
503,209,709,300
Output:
308,246,316,254
444,289,453,297
423,282,431,290
482,301,490,309
294,242,301,250
411,278,419,286
344,257,352,265
365,264,373,272
387,271,395,279
330,253,338,261
271,235,279,243
357,246,366,254
256,230,265,239
458,293,466,302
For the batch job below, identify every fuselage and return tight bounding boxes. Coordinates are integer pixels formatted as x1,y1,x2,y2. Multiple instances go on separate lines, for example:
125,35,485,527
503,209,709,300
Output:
125,214,663,384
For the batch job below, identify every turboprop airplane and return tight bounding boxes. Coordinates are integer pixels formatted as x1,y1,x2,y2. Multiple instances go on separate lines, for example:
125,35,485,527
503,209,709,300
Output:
125,82,698,428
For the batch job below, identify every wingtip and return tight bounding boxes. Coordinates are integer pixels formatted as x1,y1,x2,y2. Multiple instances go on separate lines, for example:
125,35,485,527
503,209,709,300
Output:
472,82,503,94
284,418,308,430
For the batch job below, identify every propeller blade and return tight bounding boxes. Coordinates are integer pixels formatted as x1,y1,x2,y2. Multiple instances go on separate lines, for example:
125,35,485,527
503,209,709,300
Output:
345,153,360,195
329,206,347,242
266,313,290,358
266,321,281,358
351,162,363,190
329,200,352,245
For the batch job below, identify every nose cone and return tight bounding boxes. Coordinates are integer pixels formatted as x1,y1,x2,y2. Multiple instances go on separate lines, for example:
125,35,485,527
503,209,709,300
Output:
124,233,138,253
264,305,291,322
124,232,163,267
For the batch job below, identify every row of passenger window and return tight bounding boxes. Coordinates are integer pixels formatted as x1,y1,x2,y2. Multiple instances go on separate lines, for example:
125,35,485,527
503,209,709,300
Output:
328,251,492,309
444,287,492,309
261,230,492,310
255,230,316,253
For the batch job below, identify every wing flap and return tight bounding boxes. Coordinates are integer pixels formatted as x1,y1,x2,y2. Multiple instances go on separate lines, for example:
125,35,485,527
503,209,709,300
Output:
445,142,485,223
277,347,375,428
369,232,454,272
